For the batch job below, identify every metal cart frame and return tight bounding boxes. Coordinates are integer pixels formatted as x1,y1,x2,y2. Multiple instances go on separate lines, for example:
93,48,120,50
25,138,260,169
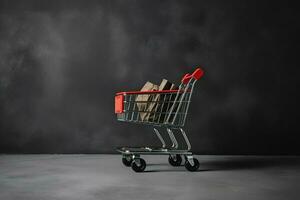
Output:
115,67,204,172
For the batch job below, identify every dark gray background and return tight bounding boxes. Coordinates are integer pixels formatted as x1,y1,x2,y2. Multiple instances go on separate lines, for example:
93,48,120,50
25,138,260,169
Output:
0,0,298,154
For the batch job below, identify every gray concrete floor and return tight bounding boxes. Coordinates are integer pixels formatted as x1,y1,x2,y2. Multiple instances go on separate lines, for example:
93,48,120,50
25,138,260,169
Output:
0,155,299,200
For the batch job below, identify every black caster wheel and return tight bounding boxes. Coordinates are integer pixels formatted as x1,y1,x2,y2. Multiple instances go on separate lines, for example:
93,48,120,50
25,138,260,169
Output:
131,158,146,172
185,158,200,172
122,156,133,167
168,154,182,166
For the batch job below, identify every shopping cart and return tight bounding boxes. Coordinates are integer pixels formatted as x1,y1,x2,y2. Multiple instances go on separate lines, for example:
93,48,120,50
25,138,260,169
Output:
115,67,204,172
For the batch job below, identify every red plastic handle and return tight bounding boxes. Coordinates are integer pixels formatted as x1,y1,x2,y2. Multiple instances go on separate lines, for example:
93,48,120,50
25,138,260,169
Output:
181,67,204,84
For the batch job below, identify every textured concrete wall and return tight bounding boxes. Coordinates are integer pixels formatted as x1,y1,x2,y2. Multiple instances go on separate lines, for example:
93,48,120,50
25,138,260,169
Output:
0,0,298,154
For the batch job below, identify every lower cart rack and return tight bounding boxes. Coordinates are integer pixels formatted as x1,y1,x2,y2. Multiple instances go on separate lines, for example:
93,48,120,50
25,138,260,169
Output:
116,147,193,155
114,67,204,172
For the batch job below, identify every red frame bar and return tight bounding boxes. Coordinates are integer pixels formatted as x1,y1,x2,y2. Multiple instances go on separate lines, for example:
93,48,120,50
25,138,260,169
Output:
116,89,183,95
115,95,124,113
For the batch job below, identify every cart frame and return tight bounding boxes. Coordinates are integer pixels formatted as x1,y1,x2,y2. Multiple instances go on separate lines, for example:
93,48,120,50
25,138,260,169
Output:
115,67,204,172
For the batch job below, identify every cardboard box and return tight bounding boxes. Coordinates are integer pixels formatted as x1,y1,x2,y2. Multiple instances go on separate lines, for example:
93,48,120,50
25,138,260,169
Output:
136,81,159,121
145,79,176,123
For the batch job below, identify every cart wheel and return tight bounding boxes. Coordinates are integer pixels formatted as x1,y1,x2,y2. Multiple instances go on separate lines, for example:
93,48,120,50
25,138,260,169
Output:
131,158,146,172
185,158,200,172
122,156,133,167
168,154,182,166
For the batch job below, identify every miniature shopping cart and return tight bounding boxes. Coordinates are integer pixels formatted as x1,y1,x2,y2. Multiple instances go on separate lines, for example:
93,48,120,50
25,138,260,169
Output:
115,67,204,172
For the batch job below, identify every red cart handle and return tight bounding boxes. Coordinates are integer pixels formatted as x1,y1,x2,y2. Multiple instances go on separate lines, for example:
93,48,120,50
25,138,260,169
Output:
181,67,204,84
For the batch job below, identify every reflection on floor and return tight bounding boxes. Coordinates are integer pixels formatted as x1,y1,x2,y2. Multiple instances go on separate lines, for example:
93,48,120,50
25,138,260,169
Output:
0,155,299,200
